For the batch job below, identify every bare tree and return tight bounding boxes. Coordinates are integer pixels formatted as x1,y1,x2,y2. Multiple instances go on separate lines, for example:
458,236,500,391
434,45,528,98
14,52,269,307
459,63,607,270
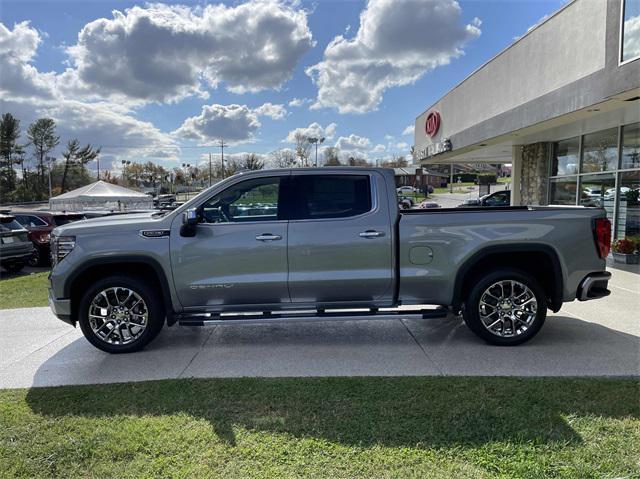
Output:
381,155,408,168
294,132,311,167
270,148,297,168
346,156,369,166
238,153,264,171
323,146,341,166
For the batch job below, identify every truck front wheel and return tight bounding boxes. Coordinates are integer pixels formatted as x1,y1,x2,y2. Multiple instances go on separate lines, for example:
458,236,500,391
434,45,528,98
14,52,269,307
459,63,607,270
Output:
78,275,165,353
462,268,547,346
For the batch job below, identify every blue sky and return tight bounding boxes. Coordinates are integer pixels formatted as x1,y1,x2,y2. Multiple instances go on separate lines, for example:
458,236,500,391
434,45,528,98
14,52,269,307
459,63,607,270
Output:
0,0,565,170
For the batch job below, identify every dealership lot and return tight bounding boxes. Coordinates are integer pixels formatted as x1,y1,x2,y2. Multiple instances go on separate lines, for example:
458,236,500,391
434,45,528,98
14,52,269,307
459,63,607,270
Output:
0,263,637,389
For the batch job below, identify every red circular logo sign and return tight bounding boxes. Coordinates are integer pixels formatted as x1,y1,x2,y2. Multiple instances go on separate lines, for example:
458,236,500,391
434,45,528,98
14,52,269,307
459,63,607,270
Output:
425,111,441,138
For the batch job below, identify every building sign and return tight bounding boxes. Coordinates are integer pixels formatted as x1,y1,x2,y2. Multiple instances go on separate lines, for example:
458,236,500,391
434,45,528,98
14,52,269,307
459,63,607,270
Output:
425,111,441,138
415,138,452,160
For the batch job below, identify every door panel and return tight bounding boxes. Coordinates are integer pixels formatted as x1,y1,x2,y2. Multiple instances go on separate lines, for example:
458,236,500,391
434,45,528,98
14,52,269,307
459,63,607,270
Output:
286,173,394,304
170,175,289,309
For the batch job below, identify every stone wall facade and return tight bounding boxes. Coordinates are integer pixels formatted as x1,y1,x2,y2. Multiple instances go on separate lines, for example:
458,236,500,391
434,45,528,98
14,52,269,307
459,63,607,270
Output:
519,142,551,205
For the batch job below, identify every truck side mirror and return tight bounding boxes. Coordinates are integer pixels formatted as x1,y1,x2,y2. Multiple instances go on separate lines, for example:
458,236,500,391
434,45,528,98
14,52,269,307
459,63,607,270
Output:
180,208,199,237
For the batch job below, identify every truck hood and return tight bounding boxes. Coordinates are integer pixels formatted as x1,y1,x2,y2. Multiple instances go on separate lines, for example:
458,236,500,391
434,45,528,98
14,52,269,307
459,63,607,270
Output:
52,211,172,236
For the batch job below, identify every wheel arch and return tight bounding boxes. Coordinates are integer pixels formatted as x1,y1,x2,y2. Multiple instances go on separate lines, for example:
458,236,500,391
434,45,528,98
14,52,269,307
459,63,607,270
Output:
452,244,564,313
65,256,174,325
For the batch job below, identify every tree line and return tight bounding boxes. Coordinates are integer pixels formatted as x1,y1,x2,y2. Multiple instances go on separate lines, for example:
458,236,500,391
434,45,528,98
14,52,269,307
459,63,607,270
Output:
0,112,410,203
0,114,100,203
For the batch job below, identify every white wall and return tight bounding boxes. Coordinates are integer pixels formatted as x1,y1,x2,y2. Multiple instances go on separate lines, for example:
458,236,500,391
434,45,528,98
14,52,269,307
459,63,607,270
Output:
415,0,607,154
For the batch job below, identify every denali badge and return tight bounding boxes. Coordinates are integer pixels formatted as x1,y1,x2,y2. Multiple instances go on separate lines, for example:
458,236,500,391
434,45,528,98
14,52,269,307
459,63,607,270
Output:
189,284,234,290
140,230,170,238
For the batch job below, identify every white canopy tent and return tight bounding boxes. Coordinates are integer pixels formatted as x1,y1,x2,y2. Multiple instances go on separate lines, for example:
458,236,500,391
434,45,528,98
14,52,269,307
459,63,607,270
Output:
49,181,153,212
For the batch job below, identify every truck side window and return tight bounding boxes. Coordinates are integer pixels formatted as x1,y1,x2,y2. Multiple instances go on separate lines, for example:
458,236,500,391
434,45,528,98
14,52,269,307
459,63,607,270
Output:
290,175,372,220
201,177,281,223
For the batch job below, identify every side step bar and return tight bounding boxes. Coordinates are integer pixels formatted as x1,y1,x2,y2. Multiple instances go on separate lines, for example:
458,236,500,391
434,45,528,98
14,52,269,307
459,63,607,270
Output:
177,307,448,327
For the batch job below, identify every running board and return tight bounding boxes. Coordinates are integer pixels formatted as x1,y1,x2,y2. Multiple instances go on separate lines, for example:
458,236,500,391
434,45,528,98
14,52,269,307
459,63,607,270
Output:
177,307,448,327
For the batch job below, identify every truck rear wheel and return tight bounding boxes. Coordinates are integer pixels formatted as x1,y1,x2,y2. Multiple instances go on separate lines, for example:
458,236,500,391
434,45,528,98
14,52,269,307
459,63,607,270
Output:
462,268,547,346
78,275,165,353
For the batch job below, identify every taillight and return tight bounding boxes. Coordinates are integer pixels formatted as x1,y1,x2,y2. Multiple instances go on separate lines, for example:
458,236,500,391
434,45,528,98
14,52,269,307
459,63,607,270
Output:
594,217,611,258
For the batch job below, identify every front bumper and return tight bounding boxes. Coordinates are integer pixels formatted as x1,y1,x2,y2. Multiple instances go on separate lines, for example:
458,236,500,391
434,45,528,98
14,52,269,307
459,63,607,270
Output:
48,288,74,326
577,272,611,301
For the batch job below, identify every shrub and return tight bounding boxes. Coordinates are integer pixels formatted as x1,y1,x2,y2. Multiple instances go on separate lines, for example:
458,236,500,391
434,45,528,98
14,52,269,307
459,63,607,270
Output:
612,238,636,254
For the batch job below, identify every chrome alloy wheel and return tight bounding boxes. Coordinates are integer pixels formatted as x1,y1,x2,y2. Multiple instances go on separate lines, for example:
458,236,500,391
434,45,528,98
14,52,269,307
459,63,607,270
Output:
478,280,537,338
88,287,148,345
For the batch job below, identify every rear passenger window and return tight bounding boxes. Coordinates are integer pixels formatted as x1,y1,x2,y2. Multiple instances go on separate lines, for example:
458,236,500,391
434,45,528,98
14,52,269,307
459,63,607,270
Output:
290,175,372,220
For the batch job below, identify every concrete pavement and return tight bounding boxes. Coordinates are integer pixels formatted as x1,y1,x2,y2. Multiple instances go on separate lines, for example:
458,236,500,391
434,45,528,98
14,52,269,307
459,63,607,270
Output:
0,262,638,388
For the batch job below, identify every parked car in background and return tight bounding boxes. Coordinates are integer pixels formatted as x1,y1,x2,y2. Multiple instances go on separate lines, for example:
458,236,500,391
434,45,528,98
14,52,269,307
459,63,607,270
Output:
458,190,511,208
154,194,177,208
418,200,440,209
396,186,417,195
0,213,33,273
398,197,414,209
13,211,85,266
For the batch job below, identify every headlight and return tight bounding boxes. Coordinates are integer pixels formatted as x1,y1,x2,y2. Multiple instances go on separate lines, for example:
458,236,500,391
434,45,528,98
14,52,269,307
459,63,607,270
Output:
35,233,50,244
51,235,76,265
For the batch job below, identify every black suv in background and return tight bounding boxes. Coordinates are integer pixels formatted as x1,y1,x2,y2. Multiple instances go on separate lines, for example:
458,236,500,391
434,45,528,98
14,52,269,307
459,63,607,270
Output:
458,190,511,208
0,213,33,273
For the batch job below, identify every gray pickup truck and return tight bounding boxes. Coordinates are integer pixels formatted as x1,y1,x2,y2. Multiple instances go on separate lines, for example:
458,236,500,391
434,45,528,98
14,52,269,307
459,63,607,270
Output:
48,168,612,353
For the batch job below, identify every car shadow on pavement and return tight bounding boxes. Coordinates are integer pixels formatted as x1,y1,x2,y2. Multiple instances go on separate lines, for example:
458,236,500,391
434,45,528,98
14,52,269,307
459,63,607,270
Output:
24,375,638,448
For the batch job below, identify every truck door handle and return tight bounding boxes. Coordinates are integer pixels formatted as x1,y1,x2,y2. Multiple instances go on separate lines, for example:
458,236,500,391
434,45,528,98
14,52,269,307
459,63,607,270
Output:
359,230,385,238
255,233,282,241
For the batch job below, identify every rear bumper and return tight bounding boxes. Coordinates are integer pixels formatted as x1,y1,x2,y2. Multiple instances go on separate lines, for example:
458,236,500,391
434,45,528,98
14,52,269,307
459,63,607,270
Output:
48,288,74,326
0,244,33,263
577,272,611,301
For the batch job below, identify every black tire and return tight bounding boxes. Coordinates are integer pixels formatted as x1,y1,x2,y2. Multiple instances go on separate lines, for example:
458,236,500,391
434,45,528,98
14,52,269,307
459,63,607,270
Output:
27,247,40,267
3,261,25,273
462,268,547,346
78,275,165,354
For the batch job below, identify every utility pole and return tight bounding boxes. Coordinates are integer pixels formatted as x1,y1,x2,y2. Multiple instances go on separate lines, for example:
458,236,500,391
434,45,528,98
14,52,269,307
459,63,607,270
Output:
208,153,212,187
46,156,54,199
218,139,227,178
96,157,100,180
450,163,454,193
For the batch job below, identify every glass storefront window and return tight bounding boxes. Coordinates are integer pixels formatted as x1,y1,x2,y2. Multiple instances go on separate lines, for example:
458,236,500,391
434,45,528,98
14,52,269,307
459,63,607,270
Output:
621,122,640,169
581,128,619,173
579,173,616,228
549,176,577,205
621,0,640,63
551,137,579,175
616,170,640,239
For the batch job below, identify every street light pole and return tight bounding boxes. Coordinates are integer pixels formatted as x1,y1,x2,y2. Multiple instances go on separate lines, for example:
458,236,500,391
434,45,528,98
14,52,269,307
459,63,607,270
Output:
46,156,54,199
208,153,212,187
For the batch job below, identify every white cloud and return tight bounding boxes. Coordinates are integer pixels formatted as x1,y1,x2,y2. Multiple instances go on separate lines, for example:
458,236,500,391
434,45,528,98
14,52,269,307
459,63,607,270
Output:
1,97,180,162
65,1,314,103
372,144,386,153
0,22,180,163
306,0,481,113
623,15,640,60
174,104,261,144
254,102,287,120
394,141,409,150
288,97,312,107
0,21,41,61
402,124,413,136
335,134,372,155
285,122,337,143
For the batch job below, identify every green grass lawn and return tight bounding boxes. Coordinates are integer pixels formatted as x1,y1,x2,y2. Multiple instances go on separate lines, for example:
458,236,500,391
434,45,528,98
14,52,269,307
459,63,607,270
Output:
0,272,49,309
1,377,638,478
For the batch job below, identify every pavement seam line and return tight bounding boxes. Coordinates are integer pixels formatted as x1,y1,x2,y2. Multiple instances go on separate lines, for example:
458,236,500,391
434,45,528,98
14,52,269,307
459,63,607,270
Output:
177,326,218,379
399,318,444,376
0,329,75,371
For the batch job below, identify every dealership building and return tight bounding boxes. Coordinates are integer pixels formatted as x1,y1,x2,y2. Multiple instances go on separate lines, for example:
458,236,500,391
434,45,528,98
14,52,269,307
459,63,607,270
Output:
414,0,639,239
